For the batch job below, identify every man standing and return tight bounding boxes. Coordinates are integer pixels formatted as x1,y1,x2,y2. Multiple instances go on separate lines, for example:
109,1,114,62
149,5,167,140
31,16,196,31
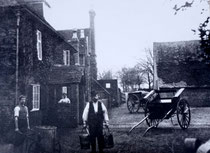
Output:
14,95,30,133
14,95,30,153
82,91,109,153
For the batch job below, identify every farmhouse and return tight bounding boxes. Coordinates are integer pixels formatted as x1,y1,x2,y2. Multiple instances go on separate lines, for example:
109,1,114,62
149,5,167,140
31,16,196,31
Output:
0,0,90,134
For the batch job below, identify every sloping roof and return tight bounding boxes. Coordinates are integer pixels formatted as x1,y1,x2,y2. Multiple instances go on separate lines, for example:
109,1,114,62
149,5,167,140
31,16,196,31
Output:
58,29,90,54
0,0,46,6
58,29,90,42
154,40,210,87
0,0,18,6
49,65,83,84
0,0,77,53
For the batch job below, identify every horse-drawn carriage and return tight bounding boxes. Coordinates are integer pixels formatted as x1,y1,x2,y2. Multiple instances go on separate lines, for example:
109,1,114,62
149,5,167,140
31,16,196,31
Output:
129,88,191,135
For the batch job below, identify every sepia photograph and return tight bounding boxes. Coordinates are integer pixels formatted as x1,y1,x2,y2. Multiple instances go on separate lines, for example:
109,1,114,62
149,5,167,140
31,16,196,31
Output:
0,0,210,153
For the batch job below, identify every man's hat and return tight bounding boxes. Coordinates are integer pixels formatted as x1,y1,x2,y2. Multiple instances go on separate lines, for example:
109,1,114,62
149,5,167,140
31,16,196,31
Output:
91,90,98,98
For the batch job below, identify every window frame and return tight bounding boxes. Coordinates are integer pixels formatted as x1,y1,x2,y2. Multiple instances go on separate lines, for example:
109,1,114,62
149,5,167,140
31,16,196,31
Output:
106,83,111,89
31,84,40,111
36,30,42,60
62,86,67,94
63,50,70,66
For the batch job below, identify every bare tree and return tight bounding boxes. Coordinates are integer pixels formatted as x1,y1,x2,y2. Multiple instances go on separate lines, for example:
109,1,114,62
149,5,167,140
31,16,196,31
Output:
98,70,113,80
137,48,154,89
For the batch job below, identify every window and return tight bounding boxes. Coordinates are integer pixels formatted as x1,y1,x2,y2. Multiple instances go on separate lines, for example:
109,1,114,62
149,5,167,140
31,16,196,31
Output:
106,83,111,88
80,29,85,38
63,50,70,65
36,30,42,60
62,86,67,94
86,37,90,55
32,84,40,111
79,55,85,66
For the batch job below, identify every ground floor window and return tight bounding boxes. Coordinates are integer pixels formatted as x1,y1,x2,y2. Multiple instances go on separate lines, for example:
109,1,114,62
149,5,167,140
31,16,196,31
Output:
32,84,40,111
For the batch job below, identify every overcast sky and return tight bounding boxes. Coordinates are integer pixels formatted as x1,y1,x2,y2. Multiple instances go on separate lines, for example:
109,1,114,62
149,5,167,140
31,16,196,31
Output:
44,0,209,74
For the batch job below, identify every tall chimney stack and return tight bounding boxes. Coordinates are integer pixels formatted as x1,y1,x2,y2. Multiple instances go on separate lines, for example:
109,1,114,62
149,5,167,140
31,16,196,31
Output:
17,0,50,18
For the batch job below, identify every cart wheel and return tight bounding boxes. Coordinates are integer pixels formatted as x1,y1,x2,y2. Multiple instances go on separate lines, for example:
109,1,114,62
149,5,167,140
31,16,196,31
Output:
144,102,159,128
127,94,140,113
177,99,191,130
53,140,61,153
27,142,46,153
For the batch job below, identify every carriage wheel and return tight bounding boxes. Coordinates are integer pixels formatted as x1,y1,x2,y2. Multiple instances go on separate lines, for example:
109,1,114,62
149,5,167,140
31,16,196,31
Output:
177,99,191,130
53,140,61,153
27,142,46,153
144,102,159,128
127,94,140,113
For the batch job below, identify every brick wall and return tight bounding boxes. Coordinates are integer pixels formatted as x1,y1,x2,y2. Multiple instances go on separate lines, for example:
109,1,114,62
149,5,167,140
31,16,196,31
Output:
0,100,14,136
160,87,210,107
182,87,210,107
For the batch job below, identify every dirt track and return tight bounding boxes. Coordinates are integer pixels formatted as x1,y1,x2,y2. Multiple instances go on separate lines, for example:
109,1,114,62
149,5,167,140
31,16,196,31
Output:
109,103,210,128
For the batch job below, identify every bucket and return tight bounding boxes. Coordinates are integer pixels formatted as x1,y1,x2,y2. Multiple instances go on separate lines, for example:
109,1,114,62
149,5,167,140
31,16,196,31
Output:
35,126,57,152
79,128,90,149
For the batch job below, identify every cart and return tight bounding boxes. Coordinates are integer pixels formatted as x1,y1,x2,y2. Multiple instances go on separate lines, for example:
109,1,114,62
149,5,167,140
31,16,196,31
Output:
127,90,149,113
129,88,191,135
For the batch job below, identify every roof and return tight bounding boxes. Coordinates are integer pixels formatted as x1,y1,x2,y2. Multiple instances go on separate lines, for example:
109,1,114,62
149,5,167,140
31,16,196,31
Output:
0,0,46,6
58,29,90,42
49,65,83,84
0,0,77,53
58,29,90,54
0,0,18,6
154,40,210,87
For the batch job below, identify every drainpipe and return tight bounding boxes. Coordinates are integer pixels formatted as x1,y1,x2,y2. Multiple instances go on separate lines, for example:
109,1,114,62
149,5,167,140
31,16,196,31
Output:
15,10,20,105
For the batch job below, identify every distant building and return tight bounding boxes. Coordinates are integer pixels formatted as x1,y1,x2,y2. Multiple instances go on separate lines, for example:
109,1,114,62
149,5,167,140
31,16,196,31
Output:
58,10,97,103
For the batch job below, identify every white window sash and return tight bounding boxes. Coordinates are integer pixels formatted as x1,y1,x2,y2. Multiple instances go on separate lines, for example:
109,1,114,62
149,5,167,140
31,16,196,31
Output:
62,86,67,94
63,50,70,66
37,30,42,60
31,84,40,111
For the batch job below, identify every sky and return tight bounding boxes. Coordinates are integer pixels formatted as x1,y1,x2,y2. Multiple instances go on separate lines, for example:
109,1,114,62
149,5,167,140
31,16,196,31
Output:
44,0,209,74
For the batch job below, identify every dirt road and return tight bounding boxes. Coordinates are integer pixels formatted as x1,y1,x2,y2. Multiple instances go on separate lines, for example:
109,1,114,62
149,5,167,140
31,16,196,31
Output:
58,103,210,153
109,103,210,128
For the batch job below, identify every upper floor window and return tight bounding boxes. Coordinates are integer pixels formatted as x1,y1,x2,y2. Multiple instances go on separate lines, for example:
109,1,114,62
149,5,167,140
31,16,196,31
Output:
106,83,111,89
32,84,40,111
79,55,85,66
63,50,70,66
36,30,42,60
62,86,67,94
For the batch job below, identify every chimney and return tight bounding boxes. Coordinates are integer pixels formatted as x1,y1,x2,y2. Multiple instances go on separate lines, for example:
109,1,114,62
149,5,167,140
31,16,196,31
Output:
17,0,50,18
72,29,79,40
71,29,80,65
89,9,96,55
80,29,85,39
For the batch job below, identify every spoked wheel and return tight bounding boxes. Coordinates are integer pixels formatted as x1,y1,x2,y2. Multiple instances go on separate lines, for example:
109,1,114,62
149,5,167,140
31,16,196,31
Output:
53,140,61,153
127,94,140,113
27,142,46,153
177,99,191,130
145,102,159,128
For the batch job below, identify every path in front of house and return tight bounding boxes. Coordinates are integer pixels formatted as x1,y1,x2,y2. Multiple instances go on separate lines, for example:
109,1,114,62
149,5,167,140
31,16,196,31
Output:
108,102,210,128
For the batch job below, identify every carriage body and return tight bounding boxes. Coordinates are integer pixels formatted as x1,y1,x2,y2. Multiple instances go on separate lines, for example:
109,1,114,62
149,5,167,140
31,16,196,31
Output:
144,88,191,129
